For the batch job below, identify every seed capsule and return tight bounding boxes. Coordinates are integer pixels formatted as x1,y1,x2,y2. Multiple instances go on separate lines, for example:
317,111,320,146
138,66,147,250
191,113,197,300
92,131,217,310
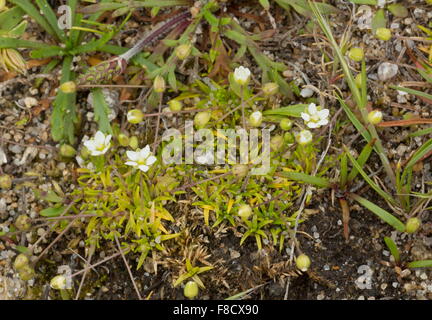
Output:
270,135,284,152
118,133,130,147
280,118,293,131
249,111,263,127
129,136,139,150
232,164,249,178
376,28,392,41
194,112,211,128
50,275,67,290
168,100,183,112
175,44,192,60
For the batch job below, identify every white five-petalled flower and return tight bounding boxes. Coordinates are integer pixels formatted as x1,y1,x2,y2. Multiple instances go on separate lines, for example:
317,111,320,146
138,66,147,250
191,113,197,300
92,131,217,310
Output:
125,145,157,172
84,131,112,156
233,66,251,86
301,103,330,129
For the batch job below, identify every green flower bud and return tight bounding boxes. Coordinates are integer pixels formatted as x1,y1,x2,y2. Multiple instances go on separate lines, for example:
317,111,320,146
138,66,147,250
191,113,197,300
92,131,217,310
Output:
127,109,144,124
153,75,166,93
59,144,77,158
129,136,139,150
0,174,12,190
168,100,183,112
80,146,90,160
175,44,192,60
367,110,383,125
238,204,252,219
405,217,421,234
376,28,392,41
15,214,31,231
284,132,295,144
59,81,77,94
184,281,199,299
262,82,279,96
249,111,263,127
118,133,130,147
348,47,364,62
280,118,293,131
194,111,211,128
18,265,35,281
50,275,67,290
14,254,29,271
296,254,311,272
355,73,363,88
270,135,284,152
232,164,249,178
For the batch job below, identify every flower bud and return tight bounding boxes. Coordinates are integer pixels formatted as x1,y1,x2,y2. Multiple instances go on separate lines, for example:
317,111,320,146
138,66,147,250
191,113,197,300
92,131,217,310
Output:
233,66,251,86
376,28,392,41
0,174,12,190
194,111,211,128
168,100,183,112
367,110,383,125
19,265,35,281
14,254,29,270
355,73,363,88
238,204,252,219
175,44,192,60
118,133,130,147
50,275,67,290
280,118,293,131
127,109,144,124
80,146,90,160
249,111,263,127
232,164,249,178
59,144,77,158
262,82,279,96
153,75,166,93
129,136,139,150
348,47,364,62
59,81,77,94
295,130,313,146
15,214,31,231
405,217,421,234
270,135,284,152
295,254,311,272
284,132,295,144
184,281,199,299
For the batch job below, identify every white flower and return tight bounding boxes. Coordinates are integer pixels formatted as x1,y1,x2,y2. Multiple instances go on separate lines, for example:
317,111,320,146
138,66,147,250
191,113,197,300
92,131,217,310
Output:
296,130,313,146
233,66,251,85
83,131,111,156
301,103,330,129
125,145,157,172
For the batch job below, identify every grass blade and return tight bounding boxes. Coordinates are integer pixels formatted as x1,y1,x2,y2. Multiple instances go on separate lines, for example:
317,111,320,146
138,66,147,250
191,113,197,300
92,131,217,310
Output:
350,194,405,232
347,139,375,182
277,171,332,188
407,260,432,269
383,236,400,263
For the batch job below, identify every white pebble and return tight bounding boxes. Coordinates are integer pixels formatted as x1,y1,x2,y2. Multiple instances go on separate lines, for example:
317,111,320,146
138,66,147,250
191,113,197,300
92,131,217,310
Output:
378,63,398,81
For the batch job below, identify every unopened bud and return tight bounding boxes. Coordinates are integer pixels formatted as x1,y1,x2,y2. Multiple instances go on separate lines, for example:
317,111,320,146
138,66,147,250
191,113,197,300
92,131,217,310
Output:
184,281,199,299
118,133,130,147
232,164,249,178
14,254,29,271
376,28,392,41
50,275,67,290
59,81,77,94
15,214,31,231
296,254,311,272
18,265,35,281
0,174,12,190
406,217,421,234
249,111,263,127
262,82,279,96
129,136,139,150
348,47,364,62
238,204,252,219
280,118,293,131
368,110,383,125
153,75,166,93
175,44,192,60
127,109,144,124
59,144,77,158
168,100,183,112
194,111,211,128
270,135,284,152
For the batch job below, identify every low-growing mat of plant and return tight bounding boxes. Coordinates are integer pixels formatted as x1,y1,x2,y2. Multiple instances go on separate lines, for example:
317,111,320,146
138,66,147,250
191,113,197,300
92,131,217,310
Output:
0,0,431,300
